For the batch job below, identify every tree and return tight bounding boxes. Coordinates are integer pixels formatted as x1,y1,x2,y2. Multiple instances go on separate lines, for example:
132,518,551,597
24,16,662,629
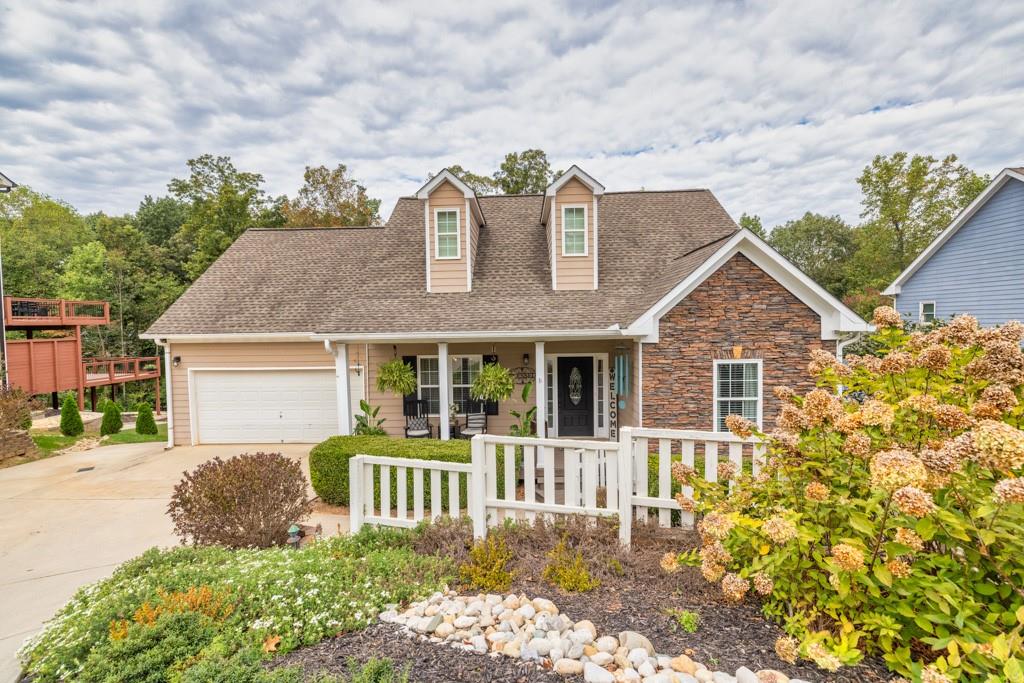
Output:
282,164,381,227
168,155,283,279
135,195,188,246
856,152,988,278
738,213,767,239
446,165,500,195
493,149,558,194
100,400,123,436
767,213,855,296
135,402,157,435
60,394,84,437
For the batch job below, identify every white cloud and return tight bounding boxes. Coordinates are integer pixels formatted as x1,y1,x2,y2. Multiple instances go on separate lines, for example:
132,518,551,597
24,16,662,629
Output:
0,0,1022,228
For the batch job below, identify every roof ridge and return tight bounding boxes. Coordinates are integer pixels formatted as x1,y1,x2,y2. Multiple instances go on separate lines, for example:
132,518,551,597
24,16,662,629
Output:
247,226,384,232
671,231,737,261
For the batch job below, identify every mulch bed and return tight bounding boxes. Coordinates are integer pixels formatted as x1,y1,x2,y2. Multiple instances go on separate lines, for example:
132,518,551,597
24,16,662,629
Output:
277,517,892,682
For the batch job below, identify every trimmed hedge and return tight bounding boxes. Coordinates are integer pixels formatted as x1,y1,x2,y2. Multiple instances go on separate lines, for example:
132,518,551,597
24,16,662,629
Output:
309,436,511,510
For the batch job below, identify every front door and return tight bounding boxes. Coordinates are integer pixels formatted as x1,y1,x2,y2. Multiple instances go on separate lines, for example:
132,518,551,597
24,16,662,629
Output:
557,357,593,437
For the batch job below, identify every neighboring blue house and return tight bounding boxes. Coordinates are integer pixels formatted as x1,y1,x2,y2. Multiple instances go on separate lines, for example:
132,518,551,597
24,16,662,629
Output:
884,167,1024,327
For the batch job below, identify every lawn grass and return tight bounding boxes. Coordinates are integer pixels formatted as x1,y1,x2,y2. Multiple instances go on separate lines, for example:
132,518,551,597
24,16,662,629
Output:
101,423,167,445
30,431,85,456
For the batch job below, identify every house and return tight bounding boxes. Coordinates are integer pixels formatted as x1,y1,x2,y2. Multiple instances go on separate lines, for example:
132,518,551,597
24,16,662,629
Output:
141,166,868,447
884,167,1024,326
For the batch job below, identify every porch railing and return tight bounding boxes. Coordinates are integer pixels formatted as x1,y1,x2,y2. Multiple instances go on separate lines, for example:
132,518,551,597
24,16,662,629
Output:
3,297,110,326
349,427,763,546
83,356,161,386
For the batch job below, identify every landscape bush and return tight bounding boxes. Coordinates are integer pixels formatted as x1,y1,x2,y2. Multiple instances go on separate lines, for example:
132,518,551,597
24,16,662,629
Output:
59,393,84,436
18,532,453,682
458,536,515,592
134,402,158,435
100,400,123,436
542,535,600,592
168,452,312,548
309,436,512,510
677,309,1024,681
0,387,33,431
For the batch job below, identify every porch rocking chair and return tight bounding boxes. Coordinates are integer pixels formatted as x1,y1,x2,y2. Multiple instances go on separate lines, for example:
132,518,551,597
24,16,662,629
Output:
461,411,487,438
405,414,433,439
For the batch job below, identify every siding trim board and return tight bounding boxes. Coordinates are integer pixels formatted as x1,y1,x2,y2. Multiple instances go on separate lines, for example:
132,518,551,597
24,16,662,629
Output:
886,169,1024,295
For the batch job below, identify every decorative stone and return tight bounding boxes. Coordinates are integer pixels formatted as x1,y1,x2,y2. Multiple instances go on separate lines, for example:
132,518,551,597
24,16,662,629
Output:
453,616,476,629
502,641,521,658
618,631,654,655
550,647,564,662
554,658,584,675
584,645,599,657
434,622,454,638
590,652,614,666
533,597,558,614
642,674,674,683
568,643,585,659
423,615,442,633
657,655,672,669
584,661,615,683
528,638,552,656
516,603,537,620
627,647,649,667
754,671,789,683
470,635,487,654
595,636,619,653
622,668,641,682
570,629,595,646
671,655,698,675
712,673,737,683
735,668,758,683
637,660,656,677
576,620,598,639
695,671,714,683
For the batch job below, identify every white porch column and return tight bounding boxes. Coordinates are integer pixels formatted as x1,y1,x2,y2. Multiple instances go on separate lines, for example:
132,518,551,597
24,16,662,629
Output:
334,342,352,436
534,341,546,437
438,342,451,440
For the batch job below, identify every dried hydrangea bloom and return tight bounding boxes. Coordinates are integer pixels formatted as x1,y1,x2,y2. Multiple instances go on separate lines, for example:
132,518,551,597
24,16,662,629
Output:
721,572,750,602
924,471,951,491
872,305,903,329
773,385,796,402
835,411,863,434
807,348,850,377
861,399,895,431
971,401,1003,419
842,431,872,457
870,449,929,491
806,642,841,672
997,320,1024,344
932,403,974,430
894,526,924,552
971,419,1024,470
674,493,696,512
762,514,798,544
724,413,755,438
659,552,680,573
917,344,952,372
994,478,1024,504
717,461,738,481
804,481,829,502
921,666,953,683
774,636,799,664
919,447,961,475
700,540,732,565
697,512,735,541
893,485,937,517
777,404,811,432
847,354,883,373
670,461,697,484
700,561,725,583
981,384,1018,411
886,557,911,579
942,315,979,345
831,543,865,571
880,351,913,375
770,429,800,452
828,572,842,591
752,571,774,595
803,389,844,426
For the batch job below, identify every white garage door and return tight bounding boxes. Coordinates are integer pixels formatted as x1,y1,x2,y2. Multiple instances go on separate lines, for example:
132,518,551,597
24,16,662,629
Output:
193,369,338,444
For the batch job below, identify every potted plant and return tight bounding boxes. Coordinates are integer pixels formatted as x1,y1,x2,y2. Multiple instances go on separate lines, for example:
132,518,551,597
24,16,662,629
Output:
509,381,537,437
376,358,417,396
353,399,386,436
470,362,515,406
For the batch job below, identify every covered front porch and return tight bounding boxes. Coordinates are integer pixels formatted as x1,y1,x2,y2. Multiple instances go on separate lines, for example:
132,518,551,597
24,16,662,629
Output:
323,336,642,441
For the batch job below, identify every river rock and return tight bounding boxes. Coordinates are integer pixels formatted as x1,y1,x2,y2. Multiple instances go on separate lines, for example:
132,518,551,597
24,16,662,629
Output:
618,631,654,655
671,655,698,674
575,620,598,639
637,660,656,677
590,652,614,666
754,671,789,683
583,662,615,683
735,668,759,683
528,638,552,656
595,636,619,653
554,658,584,675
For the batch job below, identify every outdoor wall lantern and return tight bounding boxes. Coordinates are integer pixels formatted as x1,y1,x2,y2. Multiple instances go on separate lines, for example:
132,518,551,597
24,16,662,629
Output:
351,360,363,376
522,353,530,367
172,356,181,368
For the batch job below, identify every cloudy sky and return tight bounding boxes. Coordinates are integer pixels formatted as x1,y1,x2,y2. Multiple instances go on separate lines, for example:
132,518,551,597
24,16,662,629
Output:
2,1,1023,228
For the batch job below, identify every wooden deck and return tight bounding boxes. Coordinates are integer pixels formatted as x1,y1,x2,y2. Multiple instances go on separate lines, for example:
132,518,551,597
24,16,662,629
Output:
83,357,161,387
3,296,109,328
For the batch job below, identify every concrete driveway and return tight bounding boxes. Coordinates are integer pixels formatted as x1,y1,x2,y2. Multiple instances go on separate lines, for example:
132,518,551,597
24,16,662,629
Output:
0,441,343,683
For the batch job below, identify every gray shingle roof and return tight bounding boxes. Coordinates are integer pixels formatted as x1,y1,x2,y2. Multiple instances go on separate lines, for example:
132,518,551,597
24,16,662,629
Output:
145,190,738,336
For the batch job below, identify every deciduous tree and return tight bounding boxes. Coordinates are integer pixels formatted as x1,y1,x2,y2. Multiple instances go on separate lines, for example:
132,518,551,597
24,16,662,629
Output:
767,213,854,297
282,164,381,227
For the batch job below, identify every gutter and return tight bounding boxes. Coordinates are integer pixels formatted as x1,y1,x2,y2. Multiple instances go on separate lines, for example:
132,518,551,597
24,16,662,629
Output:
153,339,174,449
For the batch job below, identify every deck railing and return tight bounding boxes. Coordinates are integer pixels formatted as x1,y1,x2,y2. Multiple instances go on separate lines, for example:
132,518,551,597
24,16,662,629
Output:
3,297,109,326
83,356,161,386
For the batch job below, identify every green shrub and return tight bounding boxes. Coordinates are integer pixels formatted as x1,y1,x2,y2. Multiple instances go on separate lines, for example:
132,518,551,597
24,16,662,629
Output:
100,401,123,436
542,535,599,592
309,436,512,508
1,387,33,431
683,310,1024,679
59,393,84,437
18,533,454,682
353,400,386,436
168,453,312,548
135,403,158,435
458,536,515,592
667,608,700,633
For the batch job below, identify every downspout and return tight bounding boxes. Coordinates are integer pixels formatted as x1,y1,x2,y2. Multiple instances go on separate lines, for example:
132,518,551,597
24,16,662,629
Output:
154,339,174,449
835,332,865,396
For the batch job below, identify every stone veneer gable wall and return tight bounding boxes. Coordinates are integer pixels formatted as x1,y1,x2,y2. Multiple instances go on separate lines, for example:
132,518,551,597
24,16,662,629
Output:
642,254,836,432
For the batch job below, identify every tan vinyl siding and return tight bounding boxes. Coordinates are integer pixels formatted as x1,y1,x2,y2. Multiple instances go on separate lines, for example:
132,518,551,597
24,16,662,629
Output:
168,341,360,446
428,180,469,293
554,177,596,290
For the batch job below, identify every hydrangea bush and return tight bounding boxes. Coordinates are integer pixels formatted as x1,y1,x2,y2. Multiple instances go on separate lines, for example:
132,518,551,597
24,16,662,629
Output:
674,308,1024,682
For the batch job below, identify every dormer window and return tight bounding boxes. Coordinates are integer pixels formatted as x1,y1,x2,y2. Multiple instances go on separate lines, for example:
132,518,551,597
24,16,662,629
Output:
435,208,460,259
562,206,587,256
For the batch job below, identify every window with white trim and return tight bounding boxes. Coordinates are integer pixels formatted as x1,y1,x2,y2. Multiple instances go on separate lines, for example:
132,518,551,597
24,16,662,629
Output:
714,360,760,431
435,209,460,259
451,355,482,413
920,301,935,324
562,206,586,256
416,354,482,415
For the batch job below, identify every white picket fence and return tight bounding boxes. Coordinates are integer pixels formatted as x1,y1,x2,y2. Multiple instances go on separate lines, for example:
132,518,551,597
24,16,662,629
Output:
347,427,764,546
